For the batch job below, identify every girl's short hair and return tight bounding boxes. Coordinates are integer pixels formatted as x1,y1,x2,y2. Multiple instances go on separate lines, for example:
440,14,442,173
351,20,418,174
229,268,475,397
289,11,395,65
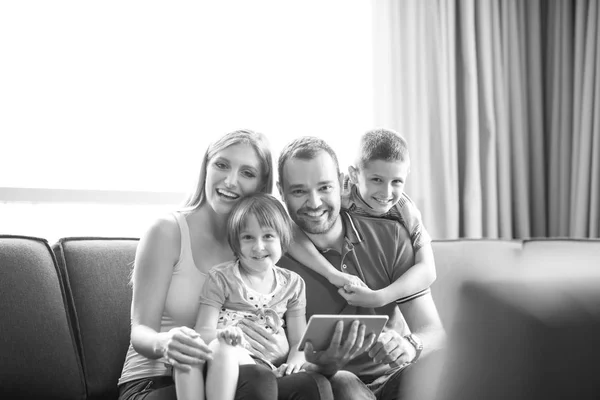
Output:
227,193,293,258
181,129,273,210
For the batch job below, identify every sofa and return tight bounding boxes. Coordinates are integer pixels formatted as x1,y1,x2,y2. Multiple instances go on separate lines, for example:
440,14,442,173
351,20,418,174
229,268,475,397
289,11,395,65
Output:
1,234,599,400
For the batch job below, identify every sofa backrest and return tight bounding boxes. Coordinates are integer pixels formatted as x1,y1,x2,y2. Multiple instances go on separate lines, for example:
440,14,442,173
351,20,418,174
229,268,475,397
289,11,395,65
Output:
0,235,86,400
430,239,522,326
53,237,138,400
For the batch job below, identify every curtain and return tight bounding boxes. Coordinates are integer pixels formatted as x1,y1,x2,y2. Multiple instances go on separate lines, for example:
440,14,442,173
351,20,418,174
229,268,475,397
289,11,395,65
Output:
373,0,600,239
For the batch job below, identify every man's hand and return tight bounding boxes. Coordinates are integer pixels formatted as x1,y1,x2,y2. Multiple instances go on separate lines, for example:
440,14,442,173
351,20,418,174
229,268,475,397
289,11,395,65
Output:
338,285,386,308
304,320,376,376
237,319,289,366
368,330,416,368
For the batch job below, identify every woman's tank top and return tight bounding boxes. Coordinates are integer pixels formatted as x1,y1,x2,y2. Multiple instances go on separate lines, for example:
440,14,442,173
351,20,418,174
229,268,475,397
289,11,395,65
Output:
118,211,207,385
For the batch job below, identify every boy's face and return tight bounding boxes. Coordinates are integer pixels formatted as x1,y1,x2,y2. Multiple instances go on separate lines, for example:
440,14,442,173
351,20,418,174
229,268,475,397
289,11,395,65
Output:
349,159,410,214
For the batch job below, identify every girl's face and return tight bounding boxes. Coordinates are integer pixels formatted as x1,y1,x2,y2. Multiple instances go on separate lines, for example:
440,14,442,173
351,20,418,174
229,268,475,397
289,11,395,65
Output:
204,143,264,215
238,214,283,274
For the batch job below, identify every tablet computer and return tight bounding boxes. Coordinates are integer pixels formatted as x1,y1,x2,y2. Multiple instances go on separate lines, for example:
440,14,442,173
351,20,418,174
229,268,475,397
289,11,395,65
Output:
297,314,389,351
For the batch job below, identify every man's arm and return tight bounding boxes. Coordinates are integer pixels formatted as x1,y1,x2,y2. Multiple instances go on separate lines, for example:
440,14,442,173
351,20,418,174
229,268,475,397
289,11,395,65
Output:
368,293,445,367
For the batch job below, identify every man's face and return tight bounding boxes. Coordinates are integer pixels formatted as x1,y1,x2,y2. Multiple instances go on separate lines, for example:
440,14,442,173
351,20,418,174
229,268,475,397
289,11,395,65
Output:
278,151,342,235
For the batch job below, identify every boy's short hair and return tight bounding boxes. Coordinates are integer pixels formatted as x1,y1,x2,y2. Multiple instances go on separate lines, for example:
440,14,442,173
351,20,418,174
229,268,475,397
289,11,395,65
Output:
356,128,409,168
278,136,340,188
227,193,294,258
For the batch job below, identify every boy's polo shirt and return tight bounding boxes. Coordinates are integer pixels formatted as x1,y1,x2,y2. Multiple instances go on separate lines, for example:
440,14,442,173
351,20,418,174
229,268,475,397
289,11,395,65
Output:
279,211,416,379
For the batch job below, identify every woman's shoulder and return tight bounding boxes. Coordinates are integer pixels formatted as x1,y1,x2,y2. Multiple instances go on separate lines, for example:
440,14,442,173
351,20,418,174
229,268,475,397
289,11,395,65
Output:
137,212,182,256
143,212,180,240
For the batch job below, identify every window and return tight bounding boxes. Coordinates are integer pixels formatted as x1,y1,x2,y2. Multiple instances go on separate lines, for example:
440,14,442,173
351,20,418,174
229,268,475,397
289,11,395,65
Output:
1,1,373,242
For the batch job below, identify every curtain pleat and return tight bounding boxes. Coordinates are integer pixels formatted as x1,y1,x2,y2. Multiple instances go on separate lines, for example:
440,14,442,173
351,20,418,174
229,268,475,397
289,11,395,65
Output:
525,0,547,237
590,2,600,238
490,0,513,239
457,0,484,237
475,0,499,238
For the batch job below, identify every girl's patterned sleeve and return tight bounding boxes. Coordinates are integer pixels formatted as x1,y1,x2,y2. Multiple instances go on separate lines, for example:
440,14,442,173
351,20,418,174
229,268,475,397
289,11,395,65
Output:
285,272,306,317
198,268,228,309
397,193,432,251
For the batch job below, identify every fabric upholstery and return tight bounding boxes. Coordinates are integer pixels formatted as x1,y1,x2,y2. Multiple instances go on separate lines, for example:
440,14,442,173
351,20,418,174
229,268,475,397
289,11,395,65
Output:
430,239,522,325
53,237,137,400
437,274,600,400
0,235,85,400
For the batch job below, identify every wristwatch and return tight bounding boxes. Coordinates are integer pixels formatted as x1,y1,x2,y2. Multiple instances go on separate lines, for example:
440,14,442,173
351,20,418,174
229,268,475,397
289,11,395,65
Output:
404,333,423,364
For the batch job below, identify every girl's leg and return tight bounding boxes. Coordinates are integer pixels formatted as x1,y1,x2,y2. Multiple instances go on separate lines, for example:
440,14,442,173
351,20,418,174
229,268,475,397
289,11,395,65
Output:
206,339,255,400
173,363,205,400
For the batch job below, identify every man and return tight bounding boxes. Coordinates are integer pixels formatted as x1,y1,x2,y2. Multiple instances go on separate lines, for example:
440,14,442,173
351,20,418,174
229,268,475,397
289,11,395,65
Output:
276,137,446,400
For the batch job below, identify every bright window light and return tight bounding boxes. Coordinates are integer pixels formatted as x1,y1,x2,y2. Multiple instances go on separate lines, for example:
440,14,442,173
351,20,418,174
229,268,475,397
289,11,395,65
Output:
0,0,373,241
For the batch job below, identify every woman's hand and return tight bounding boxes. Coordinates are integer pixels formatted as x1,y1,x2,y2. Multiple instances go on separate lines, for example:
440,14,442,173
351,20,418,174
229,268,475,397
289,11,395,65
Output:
160,326,213,371
237,319,289,366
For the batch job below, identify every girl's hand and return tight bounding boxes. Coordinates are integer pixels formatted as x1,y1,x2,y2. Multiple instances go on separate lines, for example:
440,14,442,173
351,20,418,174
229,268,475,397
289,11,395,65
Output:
237,319,289,366
275,363,305,377
338,285,385,308
328,271,367,289
217,326,246,347
161,326,213,371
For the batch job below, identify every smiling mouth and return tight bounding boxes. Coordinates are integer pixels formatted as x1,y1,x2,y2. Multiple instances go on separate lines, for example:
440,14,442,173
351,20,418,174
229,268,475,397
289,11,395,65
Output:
372,197,393,205
302,209,328,219
216,188,240,200
251,255,269,260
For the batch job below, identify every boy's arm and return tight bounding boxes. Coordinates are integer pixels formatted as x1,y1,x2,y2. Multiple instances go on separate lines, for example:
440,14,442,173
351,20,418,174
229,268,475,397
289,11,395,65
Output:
377,243,437,305
289,224,365,288
342,245,436,308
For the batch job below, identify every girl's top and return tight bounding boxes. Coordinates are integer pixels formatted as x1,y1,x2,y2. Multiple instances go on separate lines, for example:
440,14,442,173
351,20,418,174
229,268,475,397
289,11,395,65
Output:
118,211,207,385
199,259,306,368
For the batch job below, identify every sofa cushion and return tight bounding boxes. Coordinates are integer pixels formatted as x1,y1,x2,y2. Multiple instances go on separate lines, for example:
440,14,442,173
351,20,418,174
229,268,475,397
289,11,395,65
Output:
53,237,138,400
0,235,85,400
437,272,600,400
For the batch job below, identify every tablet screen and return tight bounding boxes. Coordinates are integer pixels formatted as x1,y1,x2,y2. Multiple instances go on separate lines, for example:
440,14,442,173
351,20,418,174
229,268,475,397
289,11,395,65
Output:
297,314,389,351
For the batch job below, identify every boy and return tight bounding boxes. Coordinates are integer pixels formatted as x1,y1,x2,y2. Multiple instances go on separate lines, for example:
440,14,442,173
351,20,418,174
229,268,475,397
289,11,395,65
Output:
287,128,436,308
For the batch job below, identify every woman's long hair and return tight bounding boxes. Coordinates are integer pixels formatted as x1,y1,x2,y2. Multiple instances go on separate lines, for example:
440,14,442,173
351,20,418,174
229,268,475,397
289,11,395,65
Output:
181,129,273,210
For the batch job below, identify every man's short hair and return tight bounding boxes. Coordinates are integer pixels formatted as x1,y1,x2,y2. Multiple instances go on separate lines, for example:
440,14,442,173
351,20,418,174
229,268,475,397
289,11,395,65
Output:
356,128,409,168
278,136,340,188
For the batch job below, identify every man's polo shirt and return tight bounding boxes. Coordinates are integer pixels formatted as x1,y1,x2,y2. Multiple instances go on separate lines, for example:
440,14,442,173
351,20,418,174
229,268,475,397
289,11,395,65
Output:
278,211,415,380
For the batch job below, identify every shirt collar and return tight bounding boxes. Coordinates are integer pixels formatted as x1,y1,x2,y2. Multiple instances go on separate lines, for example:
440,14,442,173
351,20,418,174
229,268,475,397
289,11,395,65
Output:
340,210,363,246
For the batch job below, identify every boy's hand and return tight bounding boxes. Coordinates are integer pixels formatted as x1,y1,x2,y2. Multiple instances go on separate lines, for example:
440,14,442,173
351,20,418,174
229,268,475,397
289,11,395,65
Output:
275,363,305,377
338,285,385,308
217,326,245,347
328,271,367,289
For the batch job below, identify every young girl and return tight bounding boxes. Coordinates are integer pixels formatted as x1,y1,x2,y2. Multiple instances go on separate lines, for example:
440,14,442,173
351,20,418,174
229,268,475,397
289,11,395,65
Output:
174,193,307,400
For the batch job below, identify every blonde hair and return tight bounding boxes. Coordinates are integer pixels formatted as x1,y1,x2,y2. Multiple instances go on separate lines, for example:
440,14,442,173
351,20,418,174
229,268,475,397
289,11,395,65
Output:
181,129,273,210
227,193,293,258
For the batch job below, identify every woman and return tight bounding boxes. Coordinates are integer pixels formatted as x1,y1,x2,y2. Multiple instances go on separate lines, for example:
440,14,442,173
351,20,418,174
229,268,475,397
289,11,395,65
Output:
118,129,330,400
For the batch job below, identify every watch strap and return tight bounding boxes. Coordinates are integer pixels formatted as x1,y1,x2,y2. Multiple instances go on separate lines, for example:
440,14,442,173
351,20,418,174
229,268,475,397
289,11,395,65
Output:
404,333,423,363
